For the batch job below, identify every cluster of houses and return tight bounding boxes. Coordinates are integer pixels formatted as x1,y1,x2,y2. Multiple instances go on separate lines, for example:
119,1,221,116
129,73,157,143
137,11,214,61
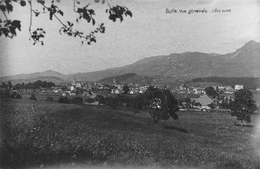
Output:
172,83,243,95
53,76,150,97
3,75,253,110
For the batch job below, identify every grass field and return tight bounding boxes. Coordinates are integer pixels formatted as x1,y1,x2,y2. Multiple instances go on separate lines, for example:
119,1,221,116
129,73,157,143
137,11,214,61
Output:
1,98,260,169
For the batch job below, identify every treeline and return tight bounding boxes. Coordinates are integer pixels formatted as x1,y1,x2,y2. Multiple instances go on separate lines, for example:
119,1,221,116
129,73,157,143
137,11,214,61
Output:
191,77,260,89
1,80,55,89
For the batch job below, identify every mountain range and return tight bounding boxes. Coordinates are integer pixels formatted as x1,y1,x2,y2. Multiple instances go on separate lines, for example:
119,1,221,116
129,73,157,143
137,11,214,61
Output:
1,40,260,85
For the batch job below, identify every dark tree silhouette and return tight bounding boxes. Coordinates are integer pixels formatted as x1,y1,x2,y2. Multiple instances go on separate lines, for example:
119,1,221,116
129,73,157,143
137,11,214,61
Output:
29,94,37,100
230,89,257,124
205,86,219,99
1,82,7,88
122,85,130,94
144,87,179,124
58,96,69,103
7,81,12,88
0,0,132,45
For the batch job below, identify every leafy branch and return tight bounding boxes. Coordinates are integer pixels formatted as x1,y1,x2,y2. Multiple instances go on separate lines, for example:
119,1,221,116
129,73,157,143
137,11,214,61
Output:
0,0,22,38
0,0,132,45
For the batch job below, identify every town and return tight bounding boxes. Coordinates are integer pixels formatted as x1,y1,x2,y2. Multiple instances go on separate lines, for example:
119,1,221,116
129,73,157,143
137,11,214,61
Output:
1,75,258,112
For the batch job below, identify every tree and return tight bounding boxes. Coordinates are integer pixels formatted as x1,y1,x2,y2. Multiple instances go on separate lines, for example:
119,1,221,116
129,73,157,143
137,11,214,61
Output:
46,96,54,101
122,85,130,94
58,96,69,103
0,0,132,45
29,94,37,100
205,86,219,99
85,97,95,104
1,82,7,88
230,89,257,124
7,81,12,88
184,97,191,110
71,97,83,105
143,87,179,124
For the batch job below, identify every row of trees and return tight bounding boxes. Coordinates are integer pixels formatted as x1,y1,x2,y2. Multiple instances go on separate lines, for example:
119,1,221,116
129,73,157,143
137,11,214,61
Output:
1,80,55,89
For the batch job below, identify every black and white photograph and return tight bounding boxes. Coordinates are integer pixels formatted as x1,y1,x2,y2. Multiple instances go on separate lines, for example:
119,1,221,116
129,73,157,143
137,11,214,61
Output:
1,0,260,168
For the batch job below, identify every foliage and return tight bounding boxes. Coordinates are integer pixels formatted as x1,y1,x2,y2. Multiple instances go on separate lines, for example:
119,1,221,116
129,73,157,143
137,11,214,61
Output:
143,87,179,124
0,88,11,97
71,97,83,105
46,96,54,102
122,85,130,94
96,95,104,105
0,0,132,45
184,97,191,110
58,96,69,104
205,86,219,99
13,80,55,89
85,97,95,104
29,94,37,100
11,91,22,99
219,96,232,109
230,89,257,123
102,96,119,109
1,82,7,88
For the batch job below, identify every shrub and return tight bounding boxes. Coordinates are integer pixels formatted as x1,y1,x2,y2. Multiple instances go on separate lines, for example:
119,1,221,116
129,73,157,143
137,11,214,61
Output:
230,89,257,123
29,94,37,101
71,97,83,105
85,97,95,104
58,96,70,104
10,92,22,99
46,97,54,102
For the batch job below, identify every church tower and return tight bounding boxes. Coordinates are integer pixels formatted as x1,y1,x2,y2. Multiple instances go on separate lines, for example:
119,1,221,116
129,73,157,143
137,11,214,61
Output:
72,76,76,86
113,77,117,84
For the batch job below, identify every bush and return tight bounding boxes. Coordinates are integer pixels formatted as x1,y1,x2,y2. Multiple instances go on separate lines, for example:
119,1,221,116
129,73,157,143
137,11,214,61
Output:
46,97,54,102
71,97,83,105
29,94,37,101
85,97,95,104
96,95,104,105
58,96,70,104
104,97,119,109
11,92,22,99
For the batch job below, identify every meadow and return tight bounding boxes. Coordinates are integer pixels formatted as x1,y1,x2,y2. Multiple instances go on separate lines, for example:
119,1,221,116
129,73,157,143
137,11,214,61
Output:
1,98,260,169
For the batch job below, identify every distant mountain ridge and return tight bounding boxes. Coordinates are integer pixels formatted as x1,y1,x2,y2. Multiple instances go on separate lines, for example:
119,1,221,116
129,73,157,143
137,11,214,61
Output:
1,40,260,85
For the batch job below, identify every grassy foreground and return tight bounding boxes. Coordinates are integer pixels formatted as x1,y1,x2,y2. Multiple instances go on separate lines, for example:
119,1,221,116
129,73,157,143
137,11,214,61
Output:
1,98,260,169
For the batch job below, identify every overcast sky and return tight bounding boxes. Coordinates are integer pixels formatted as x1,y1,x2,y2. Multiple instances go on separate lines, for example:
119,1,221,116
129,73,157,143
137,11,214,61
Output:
0,0,259,77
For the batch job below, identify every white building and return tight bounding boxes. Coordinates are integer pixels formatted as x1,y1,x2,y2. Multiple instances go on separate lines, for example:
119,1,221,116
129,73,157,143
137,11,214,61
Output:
234,85,243,90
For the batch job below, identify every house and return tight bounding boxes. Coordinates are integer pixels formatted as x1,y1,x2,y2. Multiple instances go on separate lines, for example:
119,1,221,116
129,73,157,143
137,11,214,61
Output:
195,94,213,107
76,83,82,88
234,85,243,90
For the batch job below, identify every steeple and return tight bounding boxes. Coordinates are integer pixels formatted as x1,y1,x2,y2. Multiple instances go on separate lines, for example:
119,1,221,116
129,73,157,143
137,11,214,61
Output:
113,77,117,84
72,75,76,86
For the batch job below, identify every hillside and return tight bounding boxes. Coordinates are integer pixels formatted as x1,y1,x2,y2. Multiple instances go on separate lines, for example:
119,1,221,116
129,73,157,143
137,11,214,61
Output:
97,73,137,83
1,40,260,85
0,70,68,83
71,40,260,82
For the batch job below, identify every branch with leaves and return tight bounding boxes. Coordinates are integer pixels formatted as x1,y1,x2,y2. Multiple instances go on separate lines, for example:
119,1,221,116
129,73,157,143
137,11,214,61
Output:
0,0,132,45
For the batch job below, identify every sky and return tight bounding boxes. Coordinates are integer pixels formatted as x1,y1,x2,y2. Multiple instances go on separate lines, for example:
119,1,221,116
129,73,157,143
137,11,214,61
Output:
0,0,260,77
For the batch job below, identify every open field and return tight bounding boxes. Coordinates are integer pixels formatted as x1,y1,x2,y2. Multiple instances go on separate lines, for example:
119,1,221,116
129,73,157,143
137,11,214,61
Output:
1,98,260,169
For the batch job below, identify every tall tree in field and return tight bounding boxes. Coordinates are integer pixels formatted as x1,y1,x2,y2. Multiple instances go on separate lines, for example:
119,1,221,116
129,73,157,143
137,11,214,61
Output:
144,87,179,124
230,89,257,124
